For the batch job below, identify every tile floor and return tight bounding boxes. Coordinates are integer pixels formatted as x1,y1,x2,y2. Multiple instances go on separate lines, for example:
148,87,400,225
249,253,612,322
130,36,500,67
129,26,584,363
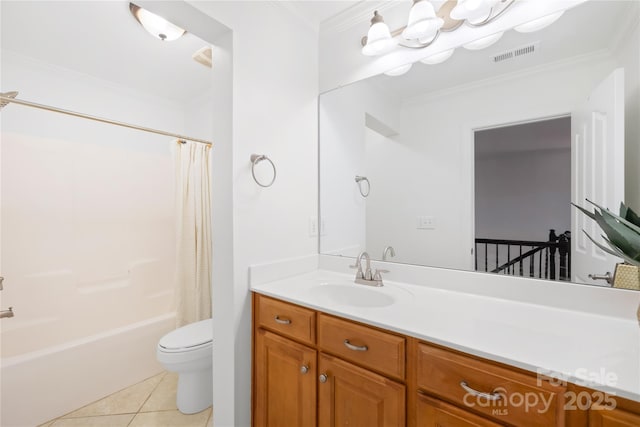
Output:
39,372,212,427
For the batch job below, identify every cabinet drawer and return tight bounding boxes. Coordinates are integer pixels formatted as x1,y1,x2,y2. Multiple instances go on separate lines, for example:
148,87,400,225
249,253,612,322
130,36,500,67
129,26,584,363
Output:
255,294,316,345
417,393,503,427
416,343,565,427
317,313,405,380
589,404,640,427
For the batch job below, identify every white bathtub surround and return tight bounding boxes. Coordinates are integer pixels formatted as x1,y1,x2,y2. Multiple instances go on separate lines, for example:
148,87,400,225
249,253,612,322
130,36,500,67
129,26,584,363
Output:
249,255,640,402
173,140,212,327
1,314,173,427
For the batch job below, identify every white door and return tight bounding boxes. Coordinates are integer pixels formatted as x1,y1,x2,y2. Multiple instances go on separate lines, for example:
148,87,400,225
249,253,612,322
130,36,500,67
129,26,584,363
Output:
571,68,625,285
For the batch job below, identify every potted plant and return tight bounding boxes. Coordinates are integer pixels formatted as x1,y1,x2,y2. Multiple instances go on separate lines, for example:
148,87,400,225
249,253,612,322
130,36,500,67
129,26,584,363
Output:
572,200,640,290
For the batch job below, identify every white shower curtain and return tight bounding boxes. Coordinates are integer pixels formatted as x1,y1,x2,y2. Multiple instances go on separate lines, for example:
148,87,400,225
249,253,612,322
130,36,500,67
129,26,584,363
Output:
173,140,212,327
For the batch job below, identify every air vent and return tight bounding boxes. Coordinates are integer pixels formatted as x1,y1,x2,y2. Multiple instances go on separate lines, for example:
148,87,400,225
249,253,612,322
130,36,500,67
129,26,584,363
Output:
492,41,540,63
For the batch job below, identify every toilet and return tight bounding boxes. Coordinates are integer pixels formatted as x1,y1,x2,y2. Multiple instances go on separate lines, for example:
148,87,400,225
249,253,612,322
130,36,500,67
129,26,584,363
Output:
157,319,213,414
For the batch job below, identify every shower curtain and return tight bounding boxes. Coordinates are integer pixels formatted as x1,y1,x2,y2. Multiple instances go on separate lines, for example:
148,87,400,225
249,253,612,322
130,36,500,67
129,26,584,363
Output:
173,140,212,327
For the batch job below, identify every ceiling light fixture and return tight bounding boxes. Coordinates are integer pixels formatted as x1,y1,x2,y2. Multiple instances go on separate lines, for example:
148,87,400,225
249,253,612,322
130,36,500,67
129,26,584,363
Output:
361,0,570,73
129,3,186,41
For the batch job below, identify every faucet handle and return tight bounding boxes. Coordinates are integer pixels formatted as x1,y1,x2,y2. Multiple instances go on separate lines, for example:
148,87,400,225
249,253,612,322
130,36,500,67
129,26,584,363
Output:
373,269,389,280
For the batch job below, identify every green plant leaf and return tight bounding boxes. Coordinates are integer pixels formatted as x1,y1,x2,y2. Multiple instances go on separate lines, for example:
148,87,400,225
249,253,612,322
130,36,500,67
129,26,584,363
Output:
586,199,640,235
583,231,640,267
594,209,640,256
602,235,640,262
571,202,596,221
620,202,640,227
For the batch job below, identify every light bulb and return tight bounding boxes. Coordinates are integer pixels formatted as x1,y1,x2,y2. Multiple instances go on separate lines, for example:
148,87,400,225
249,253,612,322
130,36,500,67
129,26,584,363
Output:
362,11,396,56
515,11,564,33
402,0,444,41
420,48,454,65
450,0,500,23
463,32,503,50
384,64,412,76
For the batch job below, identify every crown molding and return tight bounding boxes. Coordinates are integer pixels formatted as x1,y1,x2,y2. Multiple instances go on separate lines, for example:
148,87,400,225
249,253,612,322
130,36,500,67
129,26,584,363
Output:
402,48,613,107
269,0,319,33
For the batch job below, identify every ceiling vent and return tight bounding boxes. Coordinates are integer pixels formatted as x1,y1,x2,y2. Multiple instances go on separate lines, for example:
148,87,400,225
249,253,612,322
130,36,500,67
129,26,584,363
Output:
492,41,540,63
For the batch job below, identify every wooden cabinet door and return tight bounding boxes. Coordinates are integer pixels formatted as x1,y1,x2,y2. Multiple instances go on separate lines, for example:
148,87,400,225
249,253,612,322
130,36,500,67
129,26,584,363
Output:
318,353,405,427
416,393,503,427
254,329,316,427
589,405,640,427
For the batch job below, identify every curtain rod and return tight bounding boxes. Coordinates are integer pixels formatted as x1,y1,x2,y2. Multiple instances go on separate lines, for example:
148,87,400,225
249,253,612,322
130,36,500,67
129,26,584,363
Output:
0,93,213,146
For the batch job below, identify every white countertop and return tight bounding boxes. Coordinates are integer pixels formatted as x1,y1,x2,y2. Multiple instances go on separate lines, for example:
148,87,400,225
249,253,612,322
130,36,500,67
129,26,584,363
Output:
251,268,640,402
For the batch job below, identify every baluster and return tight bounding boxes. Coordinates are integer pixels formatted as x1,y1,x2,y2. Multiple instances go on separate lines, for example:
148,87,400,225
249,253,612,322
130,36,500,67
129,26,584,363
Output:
475,242,478,271
558,232,569,281
538,250,542,278
519,245,523,276
549,229,557,281
485,243,488,272
495,244,499,273
529,246,534,277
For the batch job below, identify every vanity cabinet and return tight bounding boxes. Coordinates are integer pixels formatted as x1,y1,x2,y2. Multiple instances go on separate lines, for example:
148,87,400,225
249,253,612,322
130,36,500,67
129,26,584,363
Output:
589,404,640,427
253,294,406,427
318,353,405,427
252,292,640,427
254,329,316,427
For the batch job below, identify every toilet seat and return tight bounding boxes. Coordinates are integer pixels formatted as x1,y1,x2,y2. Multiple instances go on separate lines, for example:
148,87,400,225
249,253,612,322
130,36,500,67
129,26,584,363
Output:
159,319,212,353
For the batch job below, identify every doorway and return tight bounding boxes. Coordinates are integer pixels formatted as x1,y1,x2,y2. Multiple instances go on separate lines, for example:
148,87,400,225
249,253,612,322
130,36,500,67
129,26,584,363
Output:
474,116,571,280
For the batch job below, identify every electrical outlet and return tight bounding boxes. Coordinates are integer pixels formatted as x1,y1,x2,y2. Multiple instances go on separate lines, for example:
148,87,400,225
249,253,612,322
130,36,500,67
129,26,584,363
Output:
417,216,436,230
309,217,318,237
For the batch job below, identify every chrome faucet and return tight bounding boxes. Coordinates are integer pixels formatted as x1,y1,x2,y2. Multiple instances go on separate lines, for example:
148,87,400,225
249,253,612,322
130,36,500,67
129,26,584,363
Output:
382,246,396,261
351,251,387,287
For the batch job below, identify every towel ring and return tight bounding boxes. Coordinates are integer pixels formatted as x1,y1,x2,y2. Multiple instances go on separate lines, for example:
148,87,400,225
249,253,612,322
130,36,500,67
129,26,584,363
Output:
355,175,370,197
251,154,276,188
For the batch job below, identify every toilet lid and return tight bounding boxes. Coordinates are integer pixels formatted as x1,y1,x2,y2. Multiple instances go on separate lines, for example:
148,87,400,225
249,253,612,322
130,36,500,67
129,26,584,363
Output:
159,319,212,350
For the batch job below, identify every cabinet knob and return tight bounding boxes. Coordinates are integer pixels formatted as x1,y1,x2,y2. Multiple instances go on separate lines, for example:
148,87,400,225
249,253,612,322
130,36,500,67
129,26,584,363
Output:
319,373,328,383
300,365,309,374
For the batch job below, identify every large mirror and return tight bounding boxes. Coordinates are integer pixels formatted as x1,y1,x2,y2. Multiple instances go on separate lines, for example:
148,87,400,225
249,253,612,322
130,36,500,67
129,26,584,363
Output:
319,0,639,288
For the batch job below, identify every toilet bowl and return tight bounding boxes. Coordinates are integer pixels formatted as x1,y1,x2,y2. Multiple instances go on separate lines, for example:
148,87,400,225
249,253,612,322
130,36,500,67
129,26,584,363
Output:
157,319,212,414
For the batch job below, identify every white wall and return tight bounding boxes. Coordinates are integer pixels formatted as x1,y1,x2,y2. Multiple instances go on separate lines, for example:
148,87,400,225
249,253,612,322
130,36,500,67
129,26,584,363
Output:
187,2,319,426
475,148,571,241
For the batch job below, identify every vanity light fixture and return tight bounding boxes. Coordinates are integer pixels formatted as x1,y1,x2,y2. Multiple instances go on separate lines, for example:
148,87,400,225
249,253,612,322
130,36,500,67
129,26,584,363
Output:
384,63,413,76
361,0,568,71
129,3,186,41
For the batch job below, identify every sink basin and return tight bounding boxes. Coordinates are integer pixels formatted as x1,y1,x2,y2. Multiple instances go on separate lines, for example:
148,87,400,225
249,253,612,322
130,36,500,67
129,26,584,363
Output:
308,283,396,308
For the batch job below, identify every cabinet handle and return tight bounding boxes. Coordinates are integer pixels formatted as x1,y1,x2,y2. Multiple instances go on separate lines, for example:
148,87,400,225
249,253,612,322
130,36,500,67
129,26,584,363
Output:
300,365,309,374
460,381,502,401
319,373,328,383
274,315,291,325
344,339,368,352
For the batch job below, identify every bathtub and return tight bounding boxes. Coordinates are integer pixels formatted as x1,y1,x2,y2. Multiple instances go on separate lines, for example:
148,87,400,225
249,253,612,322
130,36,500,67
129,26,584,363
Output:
0,312,175,427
